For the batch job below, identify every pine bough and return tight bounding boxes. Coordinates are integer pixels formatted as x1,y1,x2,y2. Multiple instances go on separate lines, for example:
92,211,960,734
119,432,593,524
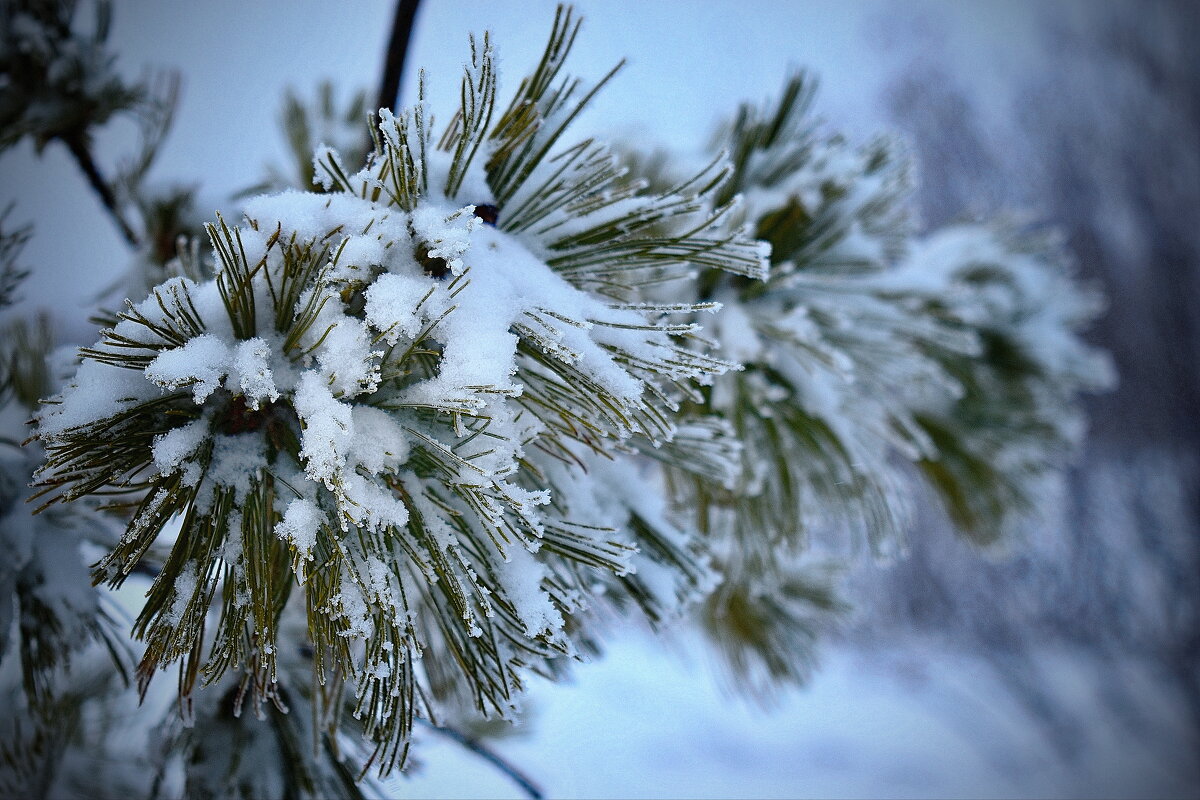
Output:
3,4,1112,795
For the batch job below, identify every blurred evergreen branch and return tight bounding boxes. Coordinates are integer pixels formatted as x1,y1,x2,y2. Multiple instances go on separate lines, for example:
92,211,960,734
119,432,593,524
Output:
0,0,182,249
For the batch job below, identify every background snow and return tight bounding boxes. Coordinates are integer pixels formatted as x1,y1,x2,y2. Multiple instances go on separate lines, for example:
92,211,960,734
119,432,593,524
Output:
1,1,1197,797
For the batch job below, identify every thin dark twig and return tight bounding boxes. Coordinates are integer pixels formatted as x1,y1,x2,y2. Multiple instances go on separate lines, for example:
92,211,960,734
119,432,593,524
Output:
63,132,140,248
415,717,544,800
376,0,423,113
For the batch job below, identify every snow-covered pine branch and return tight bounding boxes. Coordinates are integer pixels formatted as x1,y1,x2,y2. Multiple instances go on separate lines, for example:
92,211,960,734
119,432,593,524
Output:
32,7,766,776
0,0,140,154
636,72,1114,694
0,218,138,799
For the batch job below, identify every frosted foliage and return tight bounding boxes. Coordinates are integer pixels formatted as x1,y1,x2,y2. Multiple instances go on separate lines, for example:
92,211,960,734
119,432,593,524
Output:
0,444,103,672
0,0,141,152
696,120,969,552
0,316,133,800
32,25,764,772
890,226,1114,393
683,73,1112,558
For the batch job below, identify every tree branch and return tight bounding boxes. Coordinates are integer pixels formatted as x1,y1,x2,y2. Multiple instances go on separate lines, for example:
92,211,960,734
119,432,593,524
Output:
62,132,140,248
376,0,423,113
416,717,544,800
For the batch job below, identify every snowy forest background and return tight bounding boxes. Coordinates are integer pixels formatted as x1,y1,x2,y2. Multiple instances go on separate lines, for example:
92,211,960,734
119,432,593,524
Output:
1,0,1197,797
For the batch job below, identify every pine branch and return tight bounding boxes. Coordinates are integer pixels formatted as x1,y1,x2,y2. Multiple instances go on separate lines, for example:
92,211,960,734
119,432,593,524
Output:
415,717,544,800
63,131,140,248
2,0,150,249
376,0,423,113
0,206,32,309
33,8,764,779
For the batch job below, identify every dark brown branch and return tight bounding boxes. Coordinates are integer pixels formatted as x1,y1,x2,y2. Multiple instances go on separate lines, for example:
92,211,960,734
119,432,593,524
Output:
63,132,140,248
415,717,544,800
376,0,423,113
